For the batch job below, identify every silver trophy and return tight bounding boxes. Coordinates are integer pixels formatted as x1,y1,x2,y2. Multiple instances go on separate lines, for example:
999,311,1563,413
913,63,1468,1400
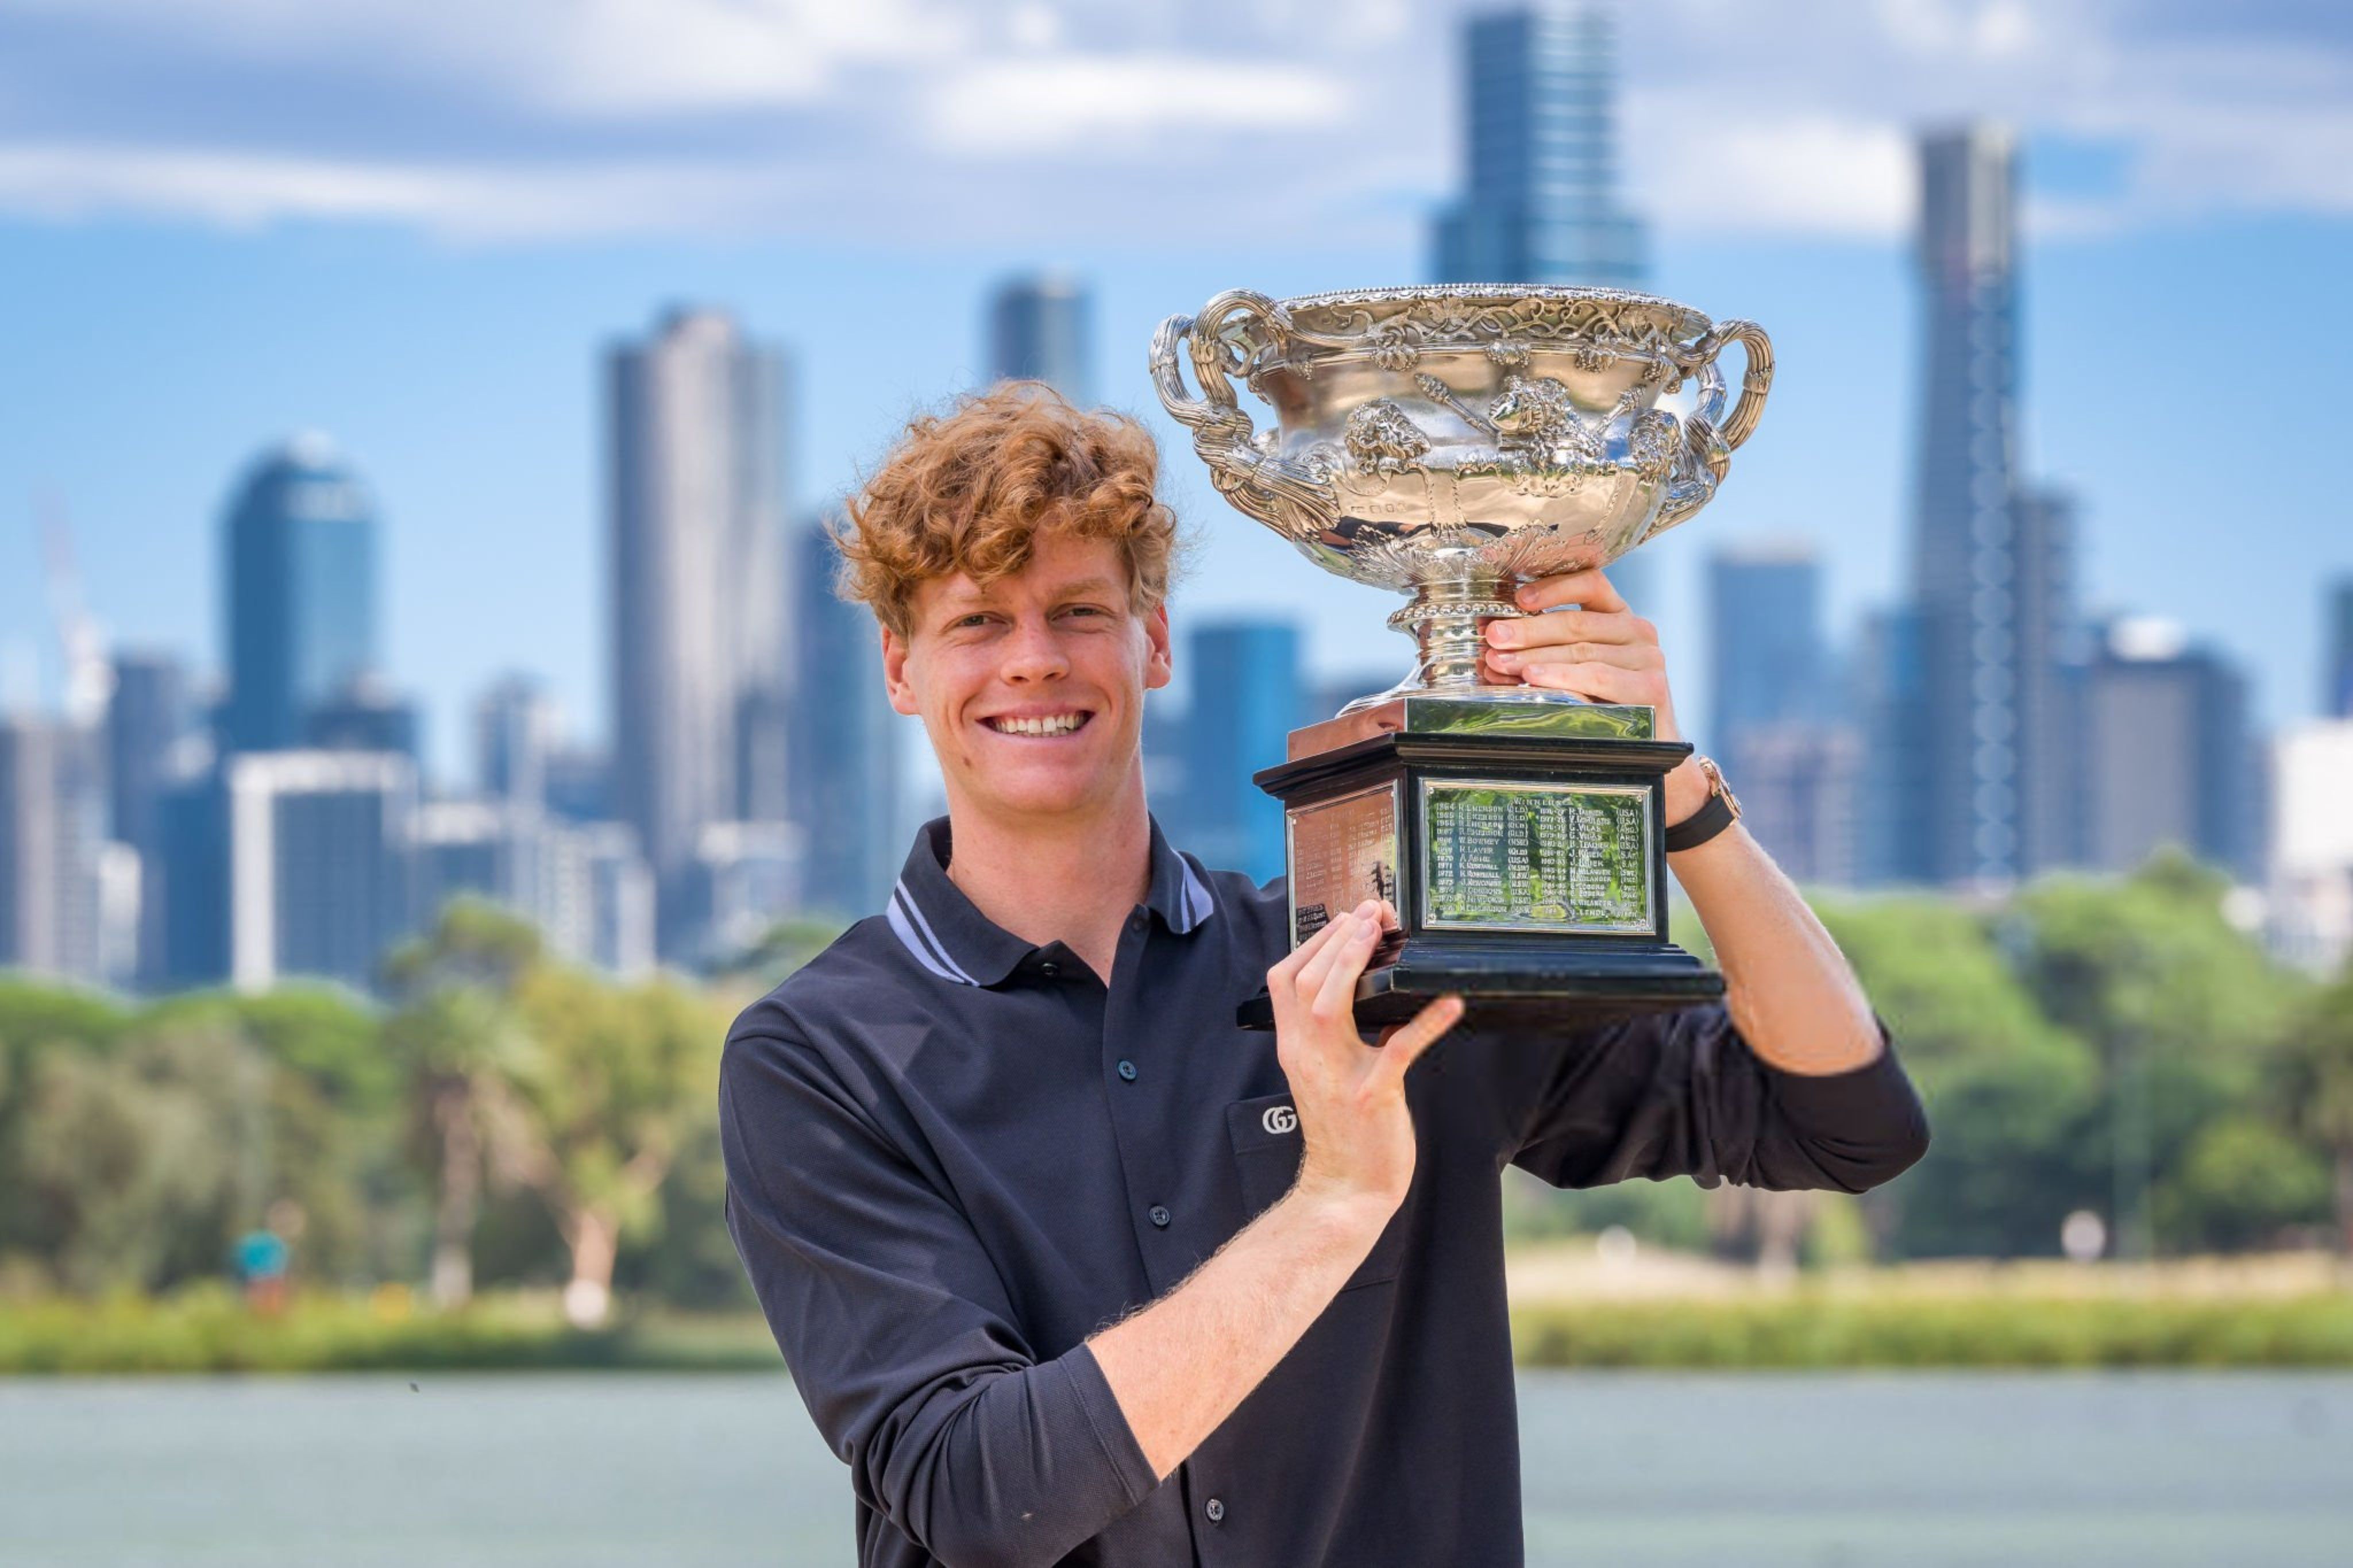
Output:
1150,284,1772,1028
1150,284,1770,715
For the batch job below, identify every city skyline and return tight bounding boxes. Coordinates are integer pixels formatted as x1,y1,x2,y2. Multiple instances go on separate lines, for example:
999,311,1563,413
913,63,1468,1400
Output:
3,3,2350,779
3,5,2351,1001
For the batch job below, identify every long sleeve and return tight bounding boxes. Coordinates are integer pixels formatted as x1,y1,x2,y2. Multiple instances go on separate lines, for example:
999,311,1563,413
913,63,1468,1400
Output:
719,1028,1159,1568
1499,1003,1930,1193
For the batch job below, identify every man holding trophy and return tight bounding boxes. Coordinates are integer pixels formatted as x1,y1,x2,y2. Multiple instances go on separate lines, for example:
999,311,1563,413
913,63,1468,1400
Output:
721,285,1928,1567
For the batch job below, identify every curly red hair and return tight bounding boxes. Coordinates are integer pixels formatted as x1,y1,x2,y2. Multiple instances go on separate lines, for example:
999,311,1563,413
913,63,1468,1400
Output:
835,382,1185,639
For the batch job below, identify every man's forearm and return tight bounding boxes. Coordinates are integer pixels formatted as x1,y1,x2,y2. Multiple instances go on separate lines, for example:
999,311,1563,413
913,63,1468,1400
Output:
1668,818,1881,1076
1087,1185,1390,1479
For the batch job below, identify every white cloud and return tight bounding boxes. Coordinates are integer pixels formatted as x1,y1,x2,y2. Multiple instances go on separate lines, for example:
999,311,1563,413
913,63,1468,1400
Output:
5,0,971,118
1624,103,1916,239
0,143,809,240
0,0,2347,244
926,55,1351,155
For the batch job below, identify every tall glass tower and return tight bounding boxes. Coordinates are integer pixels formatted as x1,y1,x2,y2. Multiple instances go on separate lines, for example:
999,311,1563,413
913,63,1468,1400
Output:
988,275,1092,405
1179,620,1303,885
1432,2,1647,291
606,307,792,955
1907,124,2032,886
1432,1,1652,610
218,435,378,754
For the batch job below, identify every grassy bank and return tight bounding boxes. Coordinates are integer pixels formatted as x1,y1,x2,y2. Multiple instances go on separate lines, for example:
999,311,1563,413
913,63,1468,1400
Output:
8,1260,2353,1374
0,1286,781,1376
1511,1291,2353,1368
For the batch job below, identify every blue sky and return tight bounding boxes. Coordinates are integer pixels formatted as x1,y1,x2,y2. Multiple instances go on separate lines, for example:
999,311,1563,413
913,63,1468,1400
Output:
2,0,2350,782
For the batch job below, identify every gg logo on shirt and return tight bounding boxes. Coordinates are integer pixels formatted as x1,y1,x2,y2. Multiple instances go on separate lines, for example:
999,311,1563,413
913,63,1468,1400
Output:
1262,1104,1299,1136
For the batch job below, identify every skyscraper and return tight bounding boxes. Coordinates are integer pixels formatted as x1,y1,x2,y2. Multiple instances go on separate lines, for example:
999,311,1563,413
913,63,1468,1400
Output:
2011,485,2089,872
106,650,190,854
1433,0,1651,608
988,275,1092,404
218,435,379,754
473,673,560,812
225,750,415,992
107,651,193,986
2084,619,2258,881
2267,719,2353,972
789,517,904,918
302,670,422,764
1707,539,1828,742
1706,541,1861,886
1904,124,2074,887
607,307,792,955
1177,620,1304,884
2327,577,2353,719
0,714,105,980
1433,2,1646,290
1857,605,1929,886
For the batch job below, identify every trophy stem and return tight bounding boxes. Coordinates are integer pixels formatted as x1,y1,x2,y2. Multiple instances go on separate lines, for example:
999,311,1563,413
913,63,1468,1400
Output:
1340,578,1588,714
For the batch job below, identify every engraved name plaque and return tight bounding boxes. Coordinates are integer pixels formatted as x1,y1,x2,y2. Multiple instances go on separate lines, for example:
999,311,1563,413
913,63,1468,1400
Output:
1286,782,1403,946
1421,779,1652,934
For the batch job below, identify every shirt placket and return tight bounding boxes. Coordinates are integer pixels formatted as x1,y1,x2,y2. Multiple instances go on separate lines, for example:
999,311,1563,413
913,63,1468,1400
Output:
1098,907,1247,1562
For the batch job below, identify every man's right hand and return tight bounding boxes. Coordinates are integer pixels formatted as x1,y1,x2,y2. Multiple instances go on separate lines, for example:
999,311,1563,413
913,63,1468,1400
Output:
1266,899,1464,1215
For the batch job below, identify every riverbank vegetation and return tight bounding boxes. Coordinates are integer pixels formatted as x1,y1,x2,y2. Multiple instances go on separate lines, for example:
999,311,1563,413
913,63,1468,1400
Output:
1,853,2350,1365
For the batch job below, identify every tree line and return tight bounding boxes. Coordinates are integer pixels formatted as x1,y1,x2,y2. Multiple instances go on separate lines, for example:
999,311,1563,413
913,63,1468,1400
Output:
2,854,2350,1314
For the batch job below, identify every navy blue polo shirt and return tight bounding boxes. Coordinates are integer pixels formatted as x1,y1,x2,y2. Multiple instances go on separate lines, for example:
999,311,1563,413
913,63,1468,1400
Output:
720,816,1929,1568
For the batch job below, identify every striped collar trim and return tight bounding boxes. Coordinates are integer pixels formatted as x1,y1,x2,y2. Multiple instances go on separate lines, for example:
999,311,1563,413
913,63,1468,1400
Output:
886,816,1216,987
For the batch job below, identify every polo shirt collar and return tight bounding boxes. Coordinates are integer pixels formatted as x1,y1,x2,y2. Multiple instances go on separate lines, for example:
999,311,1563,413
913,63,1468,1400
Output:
886,814,1216,988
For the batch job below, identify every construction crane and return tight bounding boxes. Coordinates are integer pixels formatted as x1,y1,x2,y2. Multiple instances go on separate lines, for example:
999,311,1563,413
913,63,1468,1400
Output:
37,493,114,725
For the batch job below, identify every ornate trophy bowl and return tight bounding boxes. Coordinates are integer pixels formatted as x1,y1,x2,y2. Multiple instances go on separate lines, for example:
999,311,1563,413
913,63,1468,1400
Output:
1152,283,1772,1032
1151,284,1771,708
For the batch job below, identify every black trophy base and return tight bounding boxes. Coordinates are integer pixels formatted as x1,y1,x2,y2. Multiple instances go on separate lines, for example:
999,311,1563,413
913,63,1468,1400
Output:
1237,694,1726,1034
1234,937,1723,1031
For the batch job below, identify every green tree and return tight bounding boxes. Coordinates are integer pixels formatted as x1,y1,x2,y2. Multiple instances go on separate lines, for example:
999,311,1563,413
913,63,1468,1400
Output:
2279,963,2353,1252
1817,893,2100,1258
507,968,721,1326
2013,853,2309,1257
381,900,544,1307
16,1022,261,1292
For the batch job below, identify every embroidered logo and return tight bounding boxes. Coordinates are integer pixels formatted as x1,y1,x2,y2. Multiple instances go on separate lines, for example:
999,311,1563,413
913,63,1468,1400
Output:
1262,1104,1299,1136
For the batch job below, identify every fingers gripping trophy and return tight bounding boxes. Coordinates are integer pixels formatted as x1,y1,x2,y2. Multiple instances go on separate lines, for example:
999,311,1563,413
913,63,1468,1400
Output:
1148,285,1774,1029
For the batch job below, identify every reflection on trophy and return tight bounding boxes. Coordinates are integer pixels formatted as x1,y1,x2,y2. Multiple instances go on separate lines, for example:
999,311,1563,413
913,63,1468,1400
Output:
1149,285,1773,1028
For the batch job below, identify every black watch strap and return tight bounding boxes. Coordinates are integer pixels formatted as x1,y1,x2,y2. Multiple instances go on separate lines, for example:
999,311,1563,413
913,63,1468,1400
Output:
1664,757,1742,853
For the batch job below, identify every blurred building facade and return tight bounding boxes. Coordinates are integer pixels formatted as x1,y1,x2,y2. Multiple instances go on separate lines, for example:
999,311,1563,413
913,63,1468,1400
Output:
2267,717,2353,972
1874,123,2089,889
217,435,379,755
606,306,794,957
789,518,904,918
0,715,105,982
1432,1,1645,289
223,750,415,992
1167,620,1303,885
1706,542,1862,886
1432,0,1650,610
988,274,1092,405
2082,619,2258,882
2327,576,2353,719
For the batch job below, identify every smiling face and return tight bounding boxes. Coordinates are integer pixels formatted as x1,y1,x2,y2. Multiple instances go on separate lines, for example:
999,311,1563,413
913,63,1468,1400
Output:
882,530,1174,832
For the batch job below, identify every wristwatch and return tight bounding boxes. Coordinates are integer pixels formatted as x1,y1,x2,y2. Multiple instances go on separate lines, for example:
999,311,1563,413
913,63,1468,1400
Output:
1664,755,1741,853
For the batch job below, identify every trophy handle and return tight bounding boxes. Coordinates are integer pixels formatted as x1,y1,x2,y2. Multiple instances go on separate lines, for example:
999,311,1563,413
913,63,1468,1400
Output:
1150,291,1333,536
1685,318,1774,451
1642,319,1772,542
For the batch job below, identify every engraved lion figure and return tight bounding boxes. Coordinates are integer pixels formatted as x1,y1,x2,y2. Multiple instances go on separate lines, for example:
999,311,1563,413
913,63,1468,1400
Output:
1343,399,1432,476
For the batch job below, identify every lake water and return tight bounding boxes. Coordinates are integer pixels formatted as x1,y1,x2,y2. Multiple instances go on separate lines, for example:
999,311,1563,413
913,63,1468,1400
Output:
5,1372,2350,1566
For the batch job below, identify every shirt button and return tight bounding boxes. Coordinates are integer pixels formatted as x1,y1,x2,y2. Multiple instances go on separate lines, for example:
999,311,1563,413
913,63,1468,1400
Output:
1205,1498,1226,1523
1037,960,1059,977
1129,913,1148,932
1117,1060,1138,1082
1148,1204,1171,1229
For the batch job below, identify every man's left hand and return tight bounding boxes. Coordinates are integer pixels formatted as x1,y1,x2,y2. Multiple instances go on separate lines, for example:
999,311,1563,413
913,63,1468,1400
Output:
1482,567,1710,825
